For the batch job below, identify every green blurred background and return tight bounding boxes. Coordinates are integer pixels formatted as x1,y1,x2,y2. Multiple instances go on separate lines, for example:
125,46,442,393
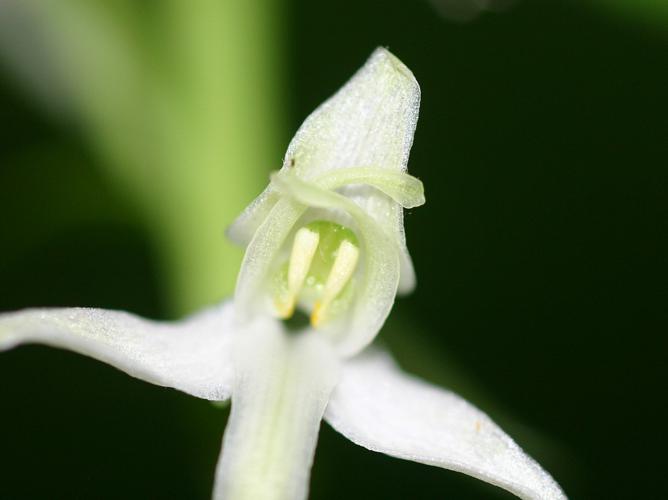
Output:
0,0,666,498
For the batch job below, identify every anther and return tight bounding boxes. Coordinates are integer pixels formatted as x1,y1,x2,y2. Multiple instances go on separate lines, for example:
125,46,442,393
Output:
275,226,319,318
311,239,360,327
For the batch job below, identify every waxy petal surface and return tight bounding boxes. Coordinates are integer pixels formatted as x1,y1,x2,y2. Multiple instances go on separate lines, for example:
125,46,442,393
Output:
325,349,567,500
0,303,238,401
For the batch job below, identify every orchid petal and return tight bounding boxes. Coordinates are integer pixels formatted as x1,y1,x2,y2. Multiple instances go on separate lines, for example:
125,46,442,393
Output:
0,303,238,401
233,195,306,322
315,167,425,209
283,47,419,183
227,167,424,248
325,349,567,500
213,324,339,500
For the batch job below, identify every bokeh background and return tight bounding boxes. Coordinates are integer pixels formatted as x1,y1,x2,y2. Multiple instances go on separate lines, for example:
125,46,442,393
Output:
0,0,666,498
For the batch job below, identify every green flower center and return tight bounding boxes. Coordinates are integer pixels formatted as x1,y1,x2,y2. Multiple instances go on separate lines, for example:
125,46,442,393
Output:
273,220,360,327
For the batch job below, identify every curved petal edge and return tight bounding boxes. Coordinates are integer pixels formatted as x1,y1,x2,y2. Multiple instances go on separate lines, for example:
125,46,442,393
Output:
325,349,567,500
0,302,238,401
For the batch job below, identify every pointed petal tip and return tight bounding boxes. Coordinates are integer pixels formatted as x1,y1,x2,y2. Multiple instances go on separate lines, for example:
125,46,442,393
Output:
370,47,419,86
364,46,421,105
326,349,567,500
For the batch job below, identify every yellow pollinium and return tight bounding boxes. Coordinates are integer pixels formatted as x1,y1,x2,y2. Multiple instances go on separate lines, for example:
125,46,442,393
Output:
274,221,360,327
275,226,320,319
311,239,359,327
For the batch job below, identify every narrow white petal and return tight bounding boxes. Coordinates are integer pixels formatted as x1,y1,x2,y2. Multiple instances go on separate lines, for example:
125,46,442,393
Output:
325,349,567,500
315,167,425,209
0,303,238,401
213,325,339,500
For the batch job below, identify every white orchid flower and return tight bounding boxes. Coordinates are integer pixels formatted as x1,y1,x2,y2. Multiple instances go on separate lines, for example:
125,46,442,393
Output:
0,48,566,500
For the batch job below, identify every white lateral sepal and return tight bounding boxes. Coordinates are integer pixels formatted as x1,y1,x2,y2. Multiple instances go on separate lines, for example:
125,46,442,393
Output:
0,303,239,401
325,349,567,500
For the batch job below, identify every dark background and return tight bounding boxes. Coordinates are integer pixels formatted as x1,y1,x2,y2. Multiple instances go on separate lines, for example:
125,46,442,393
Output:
1,0,666,498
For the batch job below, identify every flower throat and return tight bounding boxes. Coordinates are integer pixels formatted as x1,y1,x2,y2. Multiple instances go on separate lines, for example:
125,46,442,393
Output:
273,220,360,328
